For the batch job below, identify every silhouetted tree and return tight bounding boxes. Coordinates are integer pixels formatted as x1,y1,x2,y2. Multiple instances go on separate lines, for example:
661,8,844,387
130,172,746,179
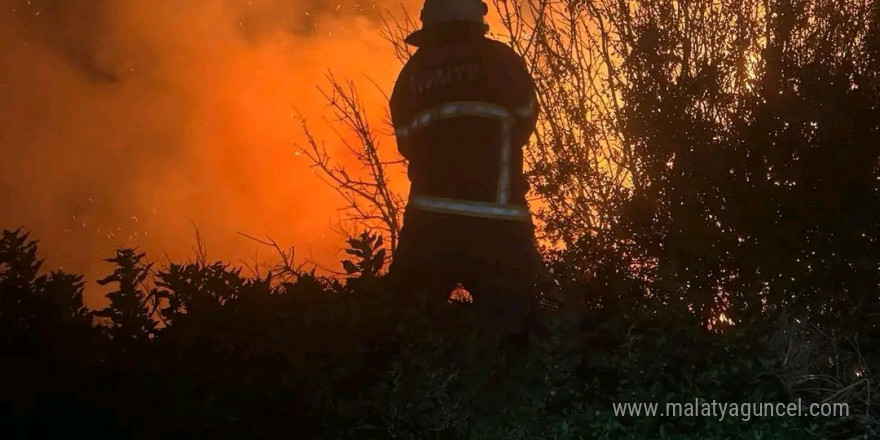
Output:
489,0,880,328
157,261,248,326
0,229,93,355
94,248,157,341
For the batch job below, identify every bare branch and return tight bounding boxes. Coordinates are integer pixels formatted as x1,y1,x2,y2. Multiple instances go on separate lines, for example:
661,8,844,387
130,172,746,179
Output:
294,74,405,260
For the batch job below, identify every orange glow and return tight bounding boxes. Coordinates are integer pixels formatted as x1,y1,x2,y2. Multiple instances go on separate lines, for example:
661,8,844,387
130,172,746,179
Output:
1,0,420,307
448,283,474,303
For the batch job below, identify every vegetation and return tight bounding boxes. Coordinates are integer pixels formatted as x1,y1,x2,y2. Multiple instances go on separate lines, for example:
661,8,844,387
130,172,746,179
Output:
3,0,880,438
0,229,876,438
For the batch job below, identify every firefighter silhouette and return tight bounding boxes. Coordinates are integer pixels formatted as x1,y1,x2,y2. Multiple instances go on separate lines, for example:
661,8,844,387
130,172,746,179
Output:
387,0,550,336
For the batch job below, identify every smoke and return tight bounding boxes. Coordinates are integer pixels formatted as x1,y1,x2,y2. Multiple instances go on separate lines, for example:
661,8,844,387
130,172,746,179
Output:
1,0,416,306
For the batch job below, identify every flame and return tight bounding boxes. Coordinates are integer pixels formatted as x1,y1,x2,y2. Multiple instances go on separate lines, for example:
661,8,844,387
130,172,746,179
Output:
448,283,474,303
0,0,421,306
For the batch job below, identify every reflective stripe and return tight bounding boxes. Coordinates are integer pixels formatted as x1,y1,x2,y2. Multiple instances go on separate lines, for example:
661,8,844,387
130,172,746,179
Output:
399,100,530,221
410,195,531,222
496,118,513,205
396,100,534,137
395,101,514,138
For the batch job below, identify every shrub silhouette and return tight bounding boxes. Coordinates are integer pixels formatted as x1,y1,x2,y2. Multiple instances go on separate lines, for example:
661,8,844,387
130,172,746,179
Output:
0,229,93,356
93,248,157,342
1,227,877,439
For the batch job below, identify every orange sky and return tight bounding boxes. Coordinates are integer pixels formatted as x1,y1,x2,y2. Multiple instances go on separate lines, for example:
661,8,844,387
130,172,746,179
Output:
1,0,421,307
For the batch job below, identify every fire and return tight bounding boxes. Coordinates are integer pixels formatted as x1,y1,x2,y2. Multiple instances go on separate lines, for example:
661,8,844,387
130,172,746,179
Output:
0,0,420,307
448,283,474,303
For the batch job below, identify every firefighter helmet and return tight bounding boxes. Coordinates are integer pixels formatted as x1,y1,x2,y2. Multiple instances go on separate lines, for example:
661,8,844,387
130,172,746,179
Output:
405,0,489,47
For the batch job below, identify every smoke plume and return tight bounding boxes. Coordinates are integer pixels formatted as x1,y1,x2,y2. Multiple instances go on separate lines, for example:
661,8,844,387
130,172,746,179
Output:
1,0,416,306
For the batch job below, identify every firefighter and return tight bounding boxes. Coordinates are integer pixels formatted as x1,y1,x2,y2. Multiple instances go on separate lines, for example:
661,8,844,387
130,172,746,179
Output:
387,0,549,342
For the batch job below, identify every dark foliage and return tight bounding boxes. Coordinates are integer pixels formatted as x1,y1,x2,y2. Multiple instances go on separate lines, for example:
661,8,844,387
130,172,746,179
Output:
0,228,876,439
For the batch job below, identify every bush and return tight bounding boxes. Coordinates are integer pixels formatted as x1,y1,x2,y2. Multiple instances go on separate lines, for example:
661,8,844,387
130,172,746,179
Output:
1,228,876,439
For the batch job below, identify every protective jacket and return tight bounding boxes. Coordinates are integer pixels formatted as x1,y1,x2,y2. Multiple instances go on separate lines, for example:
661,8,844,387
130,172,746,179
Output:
390,24,539,221
387,22,548,313
387,21,548,347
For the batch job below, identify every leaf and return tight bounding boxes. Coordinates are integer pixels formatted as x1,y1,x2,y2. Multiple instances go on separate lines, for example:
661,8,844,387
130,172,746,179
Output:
342,260,359,275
